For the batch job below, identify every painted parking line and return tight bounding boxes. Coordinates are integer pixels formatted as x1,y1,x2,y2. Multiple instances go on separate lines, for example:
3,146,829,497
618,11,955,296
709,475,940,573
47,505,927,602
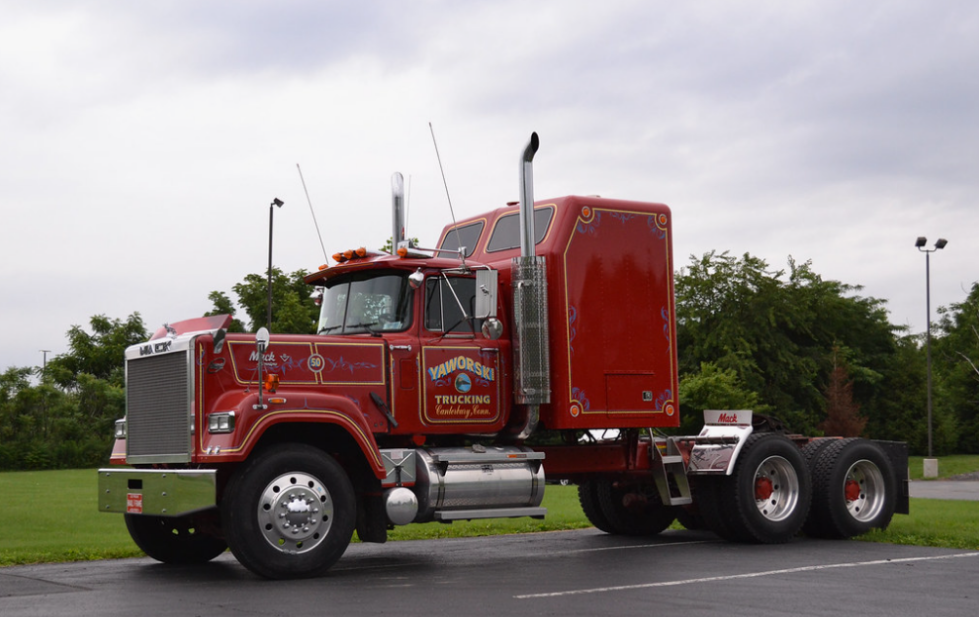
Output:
539,539,712,556
515,551,979,599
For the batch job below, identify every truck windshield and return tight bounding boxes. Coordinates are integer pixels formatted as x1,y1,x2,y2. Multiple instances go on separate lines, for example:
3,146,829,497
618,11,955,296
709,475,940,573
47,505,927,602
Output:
318,272,413,335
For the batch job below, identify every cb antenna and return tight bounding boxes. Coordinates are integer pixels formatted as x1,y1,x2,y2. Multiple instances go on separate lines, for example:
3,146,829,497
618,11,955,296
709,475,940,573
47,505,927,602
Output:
296,164,330,264
428,122,466,266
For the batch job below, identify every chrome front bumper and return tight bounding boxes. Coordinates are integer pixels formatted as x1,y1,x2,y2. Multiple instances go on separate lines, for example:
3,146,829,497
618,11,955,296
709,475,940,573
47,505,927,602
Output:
98,469,217,516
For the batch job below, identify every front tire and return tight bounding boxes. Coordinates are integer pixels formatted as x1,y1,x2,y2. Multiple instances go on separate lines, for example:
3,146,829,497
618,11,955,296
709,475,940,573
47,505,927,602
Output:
222,444,356,579
124,512,227,564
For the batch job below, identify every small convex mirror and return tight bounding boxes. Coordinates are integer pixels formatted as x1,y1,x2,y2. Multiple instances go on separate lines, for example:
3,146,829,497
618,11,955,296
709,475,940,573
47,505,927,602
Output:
256,327,270,352
481,317,503,340
408,268,425,289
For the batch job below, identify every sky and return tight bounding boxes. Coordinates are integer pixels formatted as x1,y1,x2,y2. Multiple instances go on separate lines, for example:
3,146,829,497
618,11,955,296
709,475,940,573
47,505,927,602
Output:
2,0,977,372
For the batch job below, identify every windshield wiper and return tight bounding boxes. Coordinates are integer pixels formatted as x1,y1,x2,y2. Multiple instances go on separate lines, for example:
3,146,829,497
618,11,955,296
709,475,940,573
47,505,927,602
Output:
343,322,382,337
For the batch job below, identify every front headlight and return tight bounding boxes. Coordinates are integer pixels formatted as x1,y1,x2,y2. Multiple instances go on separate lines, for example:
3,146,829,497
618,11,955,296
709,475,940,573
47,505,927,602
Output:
208,411,236,434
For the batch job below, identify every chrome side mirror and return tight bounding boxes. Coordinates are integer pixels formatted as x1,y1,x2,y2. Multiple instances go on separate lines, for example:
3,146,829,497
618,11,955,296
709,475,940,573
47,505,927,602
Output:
475,269,498,319
213,329,226,355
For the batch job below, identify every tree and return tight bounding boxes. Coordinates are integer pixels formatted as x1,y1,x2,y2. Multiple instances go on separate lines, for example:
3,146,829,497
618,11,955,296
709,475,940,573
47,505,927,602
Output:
677,362,767,434
207,268,318,334
818,361,866,437
204,291,246,333
935,282,979,452
675,252,900,436
45,313,148,389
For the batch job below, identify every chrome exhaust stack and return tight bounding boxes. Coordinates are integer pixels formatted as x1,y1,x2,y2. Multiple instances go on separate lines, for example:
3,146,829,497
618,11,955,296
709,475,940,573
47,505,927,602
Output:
391,172,405,254
511,132,550,420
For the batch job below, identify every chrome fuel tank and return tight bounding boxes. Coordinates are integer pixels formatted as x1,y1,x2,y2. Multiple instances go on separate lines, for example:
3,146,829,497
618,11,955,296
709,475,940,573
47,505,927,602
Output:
413,446,545,522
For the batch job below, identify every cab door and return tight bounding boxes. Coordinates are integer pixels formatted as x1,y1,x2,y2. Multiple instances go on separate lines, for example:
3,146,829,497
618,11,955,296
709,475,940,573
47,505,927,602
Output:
418,274,507,432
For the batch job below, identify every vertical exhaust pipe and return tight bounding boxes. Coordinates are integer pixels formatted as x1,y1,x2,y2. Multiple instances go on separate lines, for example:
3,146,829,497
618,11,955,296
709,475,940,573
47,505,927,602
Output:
519,133,540,257
391,172,405,254
511,132,550,433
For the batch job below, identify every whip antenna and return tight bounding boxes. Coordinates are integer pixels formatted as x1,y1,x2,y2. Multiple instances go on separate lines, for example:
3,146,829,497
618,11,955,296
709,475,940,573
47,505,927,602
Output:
296,164,330,264
428,122,466,265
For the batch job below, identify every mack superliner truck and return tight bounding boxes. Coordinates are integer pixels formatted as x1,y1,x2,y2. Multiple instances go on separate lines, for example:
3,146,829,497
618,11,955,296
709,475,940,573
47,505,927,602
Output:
99,134,908,579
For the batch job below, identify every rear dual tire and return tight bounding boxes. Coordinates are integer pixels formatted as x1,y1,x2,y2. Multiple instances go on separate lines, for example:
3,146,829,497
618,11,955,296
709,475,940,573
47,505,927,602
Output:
804,438,896,539
699,433,811,543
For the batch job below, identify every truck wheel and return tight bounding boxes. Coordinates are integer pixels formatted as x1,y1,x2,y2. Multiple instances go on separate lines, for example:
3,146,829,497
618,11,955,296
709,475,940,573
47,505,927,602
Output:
801,438,835,467
578,480,616,533
805,438,896,539
222,444,356,579
595,480,676,536
124,513,227,564
701,433,811,543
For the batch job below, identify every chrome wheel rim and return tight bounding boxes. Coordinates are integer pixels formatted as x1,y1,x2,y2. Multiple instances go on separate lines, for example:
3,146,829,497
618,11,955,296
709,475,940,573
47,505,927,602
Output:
843,459,885,522
258,472,333,554
753,455,801,522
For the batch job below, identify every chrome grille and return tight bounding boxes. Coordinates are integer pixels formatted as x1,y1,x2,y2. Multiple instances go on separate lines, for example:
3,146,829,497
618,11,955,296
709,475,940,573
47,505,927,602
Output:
126,350,191,463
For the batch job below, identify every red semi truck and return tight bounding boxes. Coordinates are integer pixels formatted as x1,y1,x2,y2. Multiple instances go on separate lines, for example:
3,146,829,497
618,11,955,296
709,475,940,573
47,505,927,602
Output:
99,134,908,579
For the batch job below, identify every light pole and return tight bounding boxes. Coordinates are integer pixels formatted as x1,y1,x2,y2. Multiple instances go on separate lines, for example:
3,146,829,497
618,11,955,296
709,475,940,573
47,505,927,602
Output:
267,198,284,330
915,236,947,462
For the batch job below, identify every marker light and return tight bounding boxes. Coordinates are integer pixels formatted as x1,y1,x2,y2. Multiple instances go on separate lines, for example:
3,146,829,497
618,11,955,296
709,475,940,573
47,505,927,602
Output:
264,373,280,393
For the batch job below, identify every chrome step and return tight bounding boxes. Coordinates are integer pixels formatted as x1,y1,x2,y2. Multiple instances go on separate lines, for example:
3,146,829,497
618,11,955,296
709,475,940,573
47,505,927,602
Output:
652,437,693,506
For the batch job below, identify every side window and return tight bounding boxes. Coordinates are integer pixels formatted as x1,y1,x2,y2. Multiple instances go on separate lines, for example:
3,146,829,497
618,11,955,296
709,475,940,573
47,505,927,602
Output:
486,207,554,253
439,221,484,258
425,277,481,334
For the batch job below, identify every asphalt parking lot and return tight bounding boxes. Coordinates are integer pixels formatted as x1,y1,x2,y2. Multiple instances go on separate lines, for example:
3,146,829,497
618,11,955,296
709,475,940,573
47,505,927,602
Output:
2,525,978,617
908,479,979,500
2,480,976,616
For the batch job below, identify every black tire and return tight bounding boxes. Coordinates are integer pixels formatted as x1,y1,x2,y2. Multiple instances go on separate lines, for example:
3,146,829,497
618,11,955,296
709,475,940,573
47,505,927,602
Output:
222,444,356,579
805,438,896,539
596,480,676,535
699,433,811,544
801,439,836,467
578,480,616,533
694,475,740,541
674,479,707,531
124,512,227,564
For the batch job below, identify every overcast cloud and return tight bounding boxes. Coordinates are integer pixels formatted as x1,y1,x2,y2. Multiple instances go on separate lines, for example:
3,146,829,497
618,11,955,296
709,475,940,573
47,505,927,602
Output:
2,0,977,371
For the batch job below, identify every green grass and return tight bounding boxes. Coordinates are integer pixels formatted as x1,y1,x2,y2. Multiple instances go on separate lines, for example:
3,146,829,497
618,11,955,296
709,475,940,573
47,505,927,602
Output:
908,455,979,480
857,499,979,550
0,469,143,566
0,470,591,566
2,466,978,567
